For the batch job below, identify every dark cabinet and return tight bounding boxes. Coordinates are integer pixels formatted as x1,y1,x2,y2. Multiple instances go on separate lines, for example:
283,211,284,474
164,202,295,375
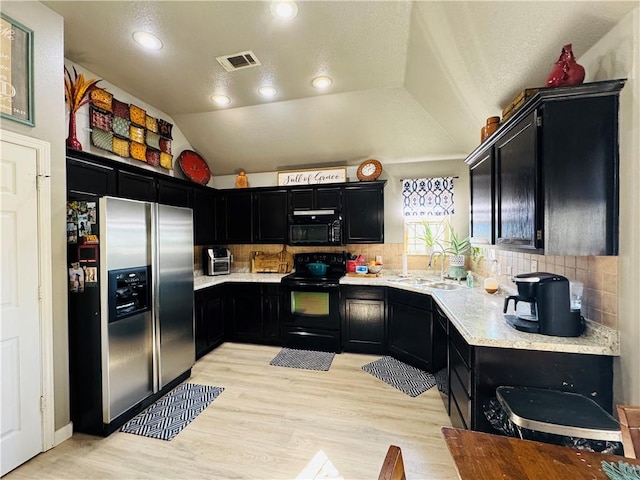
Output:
448,323,472,430
67,156,116,197
219,190,253,244
387,288,442,372
253,189,288,243
343,181,385,243
466,80,625,255
495,112,537,248
227,283,281,345
158,179,192,208
212,181,384,246
434,304,449,414
194,286,225,359
261,284,281,345
437,307,614,433
469,152,494,245
193,187,217,245
342,286,386,354
117,170,157,202
541,95,619,255
228,283,262,342
290,186,342,211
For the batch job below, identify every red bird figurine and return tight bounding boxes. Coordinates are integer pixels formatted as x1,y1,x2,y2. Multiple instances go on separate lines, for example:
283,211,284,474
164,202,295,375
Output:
546,44,585,88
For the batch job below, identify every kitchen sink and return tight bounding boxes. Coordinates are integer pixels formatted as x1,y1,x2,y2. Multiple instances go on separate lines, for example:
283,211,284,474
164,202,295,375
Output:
423,282,464,290
389,277,464,290
389,277,432,285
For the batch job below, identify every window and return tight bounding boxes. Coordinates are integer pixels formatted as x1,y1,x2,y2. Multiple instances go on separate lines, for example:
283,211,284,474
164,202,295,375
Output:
405,218,449,255
401,177,455,255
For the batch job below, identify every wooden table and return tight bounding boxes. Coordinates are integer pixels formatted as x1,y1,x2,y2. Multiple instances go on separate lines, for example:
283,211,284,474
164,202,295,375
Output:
442,426,640,479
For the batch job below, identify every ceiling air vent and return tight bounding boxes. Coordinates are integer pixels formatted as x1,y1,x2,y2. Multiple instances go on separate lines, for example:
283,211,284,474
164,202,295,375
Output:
216,50,261,72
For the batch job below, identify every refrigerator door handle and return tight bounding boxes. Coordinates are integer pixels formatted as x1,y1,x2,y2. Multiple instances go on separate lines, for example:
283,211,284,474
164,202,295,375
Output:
150,203,160,394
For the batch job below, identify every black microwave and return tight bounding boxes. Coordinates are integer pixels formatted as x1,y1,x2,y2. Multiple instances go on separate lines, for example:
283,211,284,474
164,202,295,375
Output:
288,210,342,246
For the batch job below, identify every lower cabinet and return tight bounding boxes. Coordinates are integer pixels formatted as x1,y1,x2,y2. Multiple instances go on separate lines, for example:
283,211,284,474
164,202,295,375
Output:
228,283,263,343
387,288,442,372
194,286,225,359
433,303,449,414
261,284,281,345
227,283,281,345
439,309,614,433
342,286,386,354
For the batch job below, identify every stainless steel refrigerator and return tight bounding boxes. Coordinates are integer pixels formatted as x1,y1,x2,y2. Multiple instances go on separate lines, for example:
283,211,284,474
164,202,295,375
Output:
68,197,194,435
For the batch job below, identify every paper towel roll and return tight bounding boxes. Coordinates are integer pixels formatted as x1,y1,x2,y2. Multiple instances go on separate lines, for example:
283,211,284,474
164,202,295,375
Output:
401,253,408,277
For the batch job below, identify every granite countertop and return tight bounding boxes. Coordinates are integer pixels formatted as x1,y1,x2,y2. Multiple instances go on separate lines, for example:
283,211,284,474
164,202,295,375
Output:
194,272,287,291
195,271,620,356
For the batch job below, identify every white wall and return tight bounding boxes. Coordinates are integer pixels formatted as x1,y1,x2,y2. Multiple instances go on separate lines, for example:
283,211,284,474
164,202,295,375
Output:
579,7,640,404
0,1,68,432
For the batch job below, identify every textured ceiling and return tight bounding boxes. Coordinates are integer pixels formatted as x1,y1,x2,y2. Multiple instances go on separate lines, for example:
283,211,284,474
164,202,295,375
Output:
45,1,638,175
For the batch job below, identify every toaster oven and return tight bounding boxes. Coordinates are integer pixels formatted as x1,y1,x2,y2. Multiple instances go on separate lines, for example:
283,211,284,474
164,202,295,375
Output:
203,247,231,276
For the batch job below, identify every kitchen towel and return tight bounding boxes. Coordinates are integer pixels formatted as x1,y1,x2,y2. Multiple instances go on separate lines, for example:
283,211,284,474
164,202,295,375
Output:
270,348,335,371
362,356,436,397
120,383,224,441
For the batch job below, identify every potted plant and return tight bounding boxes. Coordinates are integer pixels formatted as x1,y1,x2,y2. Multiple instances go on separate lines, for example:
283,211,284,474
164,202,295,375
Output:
420,219,479,279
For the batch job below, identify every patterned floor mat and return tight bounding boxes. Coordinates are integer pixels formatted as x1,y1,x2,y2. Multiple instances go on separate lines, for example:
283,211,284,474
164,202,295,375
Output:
362,356,436,397
270,348,335,371
120,383,224,441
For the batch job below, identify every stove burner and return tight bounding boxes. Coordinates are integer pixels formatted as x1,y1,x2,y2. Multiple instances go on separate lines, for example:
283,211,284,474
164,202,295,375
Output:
283,251,347,284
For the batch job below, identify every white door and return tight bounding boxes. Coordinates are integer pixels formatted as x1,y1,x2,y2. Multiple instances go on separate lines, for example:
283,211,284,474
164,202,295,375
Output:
0,138,43,475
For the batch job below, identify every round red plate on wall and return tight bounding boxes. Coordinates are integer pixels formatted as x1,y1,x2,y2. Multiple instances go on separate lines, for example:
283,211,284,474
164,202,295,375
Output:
177,150,211,185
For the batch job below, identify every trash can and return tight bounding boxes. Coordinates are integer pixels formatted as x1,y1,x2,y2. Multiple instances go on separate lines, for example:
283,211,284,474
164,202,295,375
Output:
485,386,623,455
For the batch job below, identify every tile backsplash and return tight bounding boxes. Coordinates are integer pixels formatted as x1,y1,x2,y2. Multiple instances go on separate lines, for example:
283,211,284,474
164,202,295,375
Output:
470,247,618,330
194,243,618,330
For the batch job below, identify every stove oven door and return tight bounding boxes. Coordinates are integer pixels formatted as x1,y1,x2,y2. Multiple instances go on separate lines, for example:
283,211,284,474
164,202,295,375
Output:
281,281,342,353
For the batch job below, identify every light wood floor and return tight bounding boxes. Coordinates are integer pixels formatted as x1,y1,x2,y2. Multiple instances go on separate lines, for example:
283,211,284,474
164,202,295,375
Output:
6,343,458,479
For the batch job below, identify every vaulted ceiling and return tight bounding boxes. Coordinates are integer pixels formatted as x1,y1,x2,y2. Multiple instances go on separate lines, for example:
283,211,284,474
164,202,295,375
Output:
45,1,638,175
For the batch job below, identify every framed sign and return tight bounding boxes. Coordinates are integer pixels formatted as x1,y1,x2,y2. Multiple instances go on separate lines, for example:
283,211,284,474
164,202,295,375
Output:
0,13,34,126
278,167,347,186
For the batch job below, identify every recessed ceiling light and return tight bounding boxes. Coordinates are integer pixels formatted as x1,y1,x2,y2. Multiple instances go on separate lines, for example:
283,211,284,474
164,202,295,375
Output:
258,86,278,98
270,1,298,19
132,31,163,50
211,94,231,106
312,76,333,90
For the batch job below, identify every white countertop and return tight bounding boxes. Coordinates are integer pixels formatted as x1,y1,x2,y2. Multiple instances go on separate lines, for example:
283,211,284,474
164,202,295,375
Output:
195,271,620,356
194,272,287,290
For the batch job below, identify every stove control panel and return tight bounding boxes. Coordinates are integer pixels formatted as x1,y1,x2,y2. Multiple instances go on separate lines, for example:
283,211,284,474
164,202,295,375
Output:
293,252,346,269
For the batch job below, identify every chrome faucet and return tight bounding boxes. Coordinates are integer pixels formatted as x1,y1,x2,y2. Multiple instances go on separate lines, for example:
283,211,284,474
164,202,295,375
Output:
428,251,446,281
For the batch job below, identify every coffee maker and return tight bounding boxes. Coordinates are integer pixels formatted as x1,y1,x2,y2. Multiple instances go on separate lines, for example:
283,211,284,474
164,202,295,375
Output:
503,272,585,337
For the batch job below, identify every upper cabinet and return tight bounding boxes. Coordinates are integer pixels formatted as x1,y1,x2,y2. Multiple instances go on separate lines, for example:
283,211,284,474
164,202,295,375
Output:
289,186,342,211
253,189,288,244
495,112,537,248
193,186,217,245
67,155,117,198
469,151,494,245
343,181,385,244
466,80,625,256
218,190,253,244
215,181,385,245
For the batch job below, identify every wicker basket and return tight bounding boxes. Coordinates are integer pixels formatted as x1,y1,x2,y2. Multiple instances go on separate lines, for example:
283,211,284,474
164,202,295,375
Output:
130,141,147,162
90,87,113,112
129,104,146,127
112,137,129,157
502,88,539,121
251,248,294,273
159,152,173,169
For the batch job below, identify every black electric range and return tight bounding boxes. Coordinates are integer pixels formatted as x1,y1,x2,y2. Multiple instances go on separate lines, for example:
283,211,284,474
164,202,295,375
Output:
280,252,347,352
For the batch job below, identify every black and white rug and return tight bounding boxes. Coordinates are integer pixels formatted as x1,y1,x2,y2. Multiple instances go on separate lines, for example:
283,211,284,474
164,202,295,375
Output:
270,348,335,371
362,356,437,397
120,383,224,441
